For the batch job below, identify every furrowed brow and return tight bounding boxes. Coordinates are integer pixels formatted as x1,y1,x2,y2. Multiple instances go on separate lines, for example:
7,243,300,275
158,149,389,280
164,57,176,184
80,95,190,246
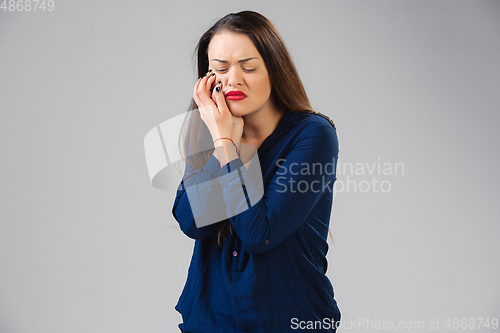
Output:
211,57,258,64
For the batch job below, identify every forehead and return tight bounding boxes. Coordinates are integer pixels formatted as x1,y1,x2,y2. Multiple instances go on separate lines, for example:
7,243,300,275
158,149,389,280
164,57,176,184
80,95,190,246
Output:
207,32,260,61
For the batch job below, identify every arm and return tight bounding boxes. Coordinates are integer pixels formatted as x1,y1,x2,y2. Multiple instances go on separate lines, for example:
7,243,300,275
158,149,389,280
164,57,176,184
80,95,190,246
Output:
173,72,243,240
216,123,339,254
172,152,227,240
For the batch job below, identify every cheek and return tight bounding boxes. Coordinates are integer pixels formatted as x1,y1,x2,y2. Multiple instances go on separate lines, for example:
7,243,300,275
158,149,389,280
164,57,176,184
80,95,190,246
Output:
253,76,272,100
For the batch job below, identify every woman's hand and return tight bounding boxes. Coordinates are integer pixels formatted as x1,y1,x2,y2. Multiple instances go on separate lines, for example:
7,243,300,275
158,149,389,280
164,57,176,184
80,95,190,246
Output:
193,71,244,146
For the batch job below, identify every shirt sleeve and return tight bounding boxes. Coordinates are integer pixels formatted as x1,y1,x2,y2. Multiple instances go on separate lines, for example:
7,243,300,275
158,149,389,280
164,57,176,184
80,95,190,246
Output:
171,152,228,240
217,122,339,254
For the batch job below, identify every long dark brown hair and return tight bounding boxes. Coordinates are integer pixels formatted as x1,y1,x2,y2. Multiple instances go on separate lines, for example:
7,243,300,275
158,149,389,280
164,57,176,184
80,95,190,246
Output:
178,10,335,248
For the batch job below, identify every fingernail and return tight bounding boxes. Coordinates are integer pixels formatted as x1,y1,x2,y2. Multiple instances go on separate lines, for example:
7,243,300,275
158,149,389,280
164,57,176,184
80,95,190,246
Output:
210,72,215,77
216,86,221,93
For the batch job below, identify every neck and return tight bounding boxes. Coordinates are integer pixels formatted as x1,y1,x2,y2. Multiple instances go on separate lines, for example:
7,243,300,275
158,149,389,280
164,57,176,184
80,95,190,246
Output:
242,101,286,143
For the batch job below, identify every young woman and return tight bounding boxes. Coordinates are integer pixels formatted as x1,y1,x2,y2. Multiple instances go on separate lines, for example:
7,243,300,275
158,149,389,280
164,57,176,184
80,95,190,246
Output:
172,10,341,333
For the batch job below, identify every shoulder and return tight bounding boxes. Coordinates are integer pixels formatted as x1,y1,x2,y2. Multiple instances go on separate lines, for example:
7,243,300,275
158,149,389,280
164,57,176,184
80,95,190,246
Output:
297,110,337,130
286,110,339,161
285,111,339,158
291,110,338,138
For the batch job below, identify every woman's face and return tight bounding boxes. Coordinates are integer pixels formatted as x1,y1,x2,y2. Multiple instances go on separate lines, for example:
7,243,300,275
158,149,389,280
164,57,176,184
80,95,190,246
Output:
207,31,273,117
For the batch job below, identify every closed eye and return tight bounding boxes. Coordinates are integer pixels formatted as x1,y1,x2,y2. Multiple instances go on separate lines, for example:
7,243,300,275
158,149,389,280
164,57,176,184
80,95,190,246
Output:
215,68,257,73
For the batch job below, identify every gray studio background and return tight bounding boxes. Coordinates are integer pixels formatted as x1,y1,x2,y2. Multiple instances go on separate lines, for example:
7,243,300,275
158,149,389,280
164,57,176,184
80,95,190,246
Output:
1,0,499,332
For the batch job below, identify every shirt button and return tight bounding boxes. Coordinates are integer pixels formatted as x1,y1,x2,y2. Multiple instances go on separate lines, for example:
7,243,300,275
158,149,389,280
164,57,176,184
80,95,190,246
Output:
233,251,238,257
264,239,270,245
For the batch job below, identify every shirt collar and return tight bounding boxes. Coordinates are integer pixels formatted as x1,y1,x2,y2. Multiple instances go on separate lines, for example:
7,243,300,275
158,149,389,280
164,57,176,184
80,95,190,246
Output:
257,109,299,155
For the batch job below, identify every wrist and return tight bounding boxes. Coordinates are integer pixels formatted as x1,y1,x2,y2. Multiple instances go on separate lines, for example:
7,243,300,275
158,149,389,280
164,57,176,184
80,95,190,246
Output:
213,137,239,156
213,137,233,144
212,142,239,167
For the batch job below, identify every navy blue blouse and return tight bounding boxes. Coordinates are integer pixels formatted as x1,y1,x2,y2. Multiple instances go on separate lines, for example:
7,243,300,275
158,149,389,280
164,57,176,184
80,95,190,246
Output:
172,109,341,332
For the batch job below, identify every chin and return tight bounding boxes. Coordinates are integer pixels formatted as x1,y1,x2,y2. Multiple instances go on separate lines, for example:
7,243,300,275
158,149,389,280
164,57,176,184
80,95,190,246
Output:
227,106,250,117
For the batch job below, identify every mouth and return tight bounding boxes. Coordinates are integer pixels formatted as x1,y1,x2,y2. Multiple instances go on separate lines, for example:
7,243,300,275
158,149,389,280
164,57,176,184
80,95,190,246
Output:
225,90,247,100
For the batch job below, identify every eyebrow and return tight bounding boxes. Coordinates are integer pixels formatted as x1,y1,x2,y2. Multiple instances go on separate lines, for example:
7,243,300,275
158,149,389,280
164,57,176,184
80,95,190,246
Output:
210,57,258,64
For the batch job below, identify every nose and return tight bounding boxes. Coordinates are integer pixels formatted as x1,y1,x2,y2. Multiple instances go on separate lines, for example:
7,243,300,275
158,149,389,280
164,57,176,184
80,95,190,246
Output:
226,67,243,87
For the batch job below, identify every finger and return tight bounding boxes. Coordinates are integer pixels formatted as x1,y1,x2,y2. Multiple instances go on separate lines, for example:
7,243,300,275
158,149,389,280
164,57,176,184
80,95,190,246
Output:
197,73,216,106
211,82,220,113
212,81,230,115
193,77,201,95
209,75,219,104
193,78,203,108
206,72,217,91
200,69,213,87
202,72,217,97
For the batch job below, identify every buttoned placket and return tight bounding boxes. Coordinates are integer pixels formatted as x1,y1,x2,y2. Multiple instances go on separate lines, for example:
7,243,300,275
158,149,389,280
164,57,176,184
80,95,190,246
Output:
227,111,295,274
230,232,240,276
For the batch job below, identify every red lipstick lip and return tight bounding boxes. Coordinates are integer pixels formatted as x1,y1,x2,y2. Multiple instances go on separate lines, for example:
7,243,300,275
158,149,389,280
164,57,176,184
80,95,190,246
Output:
225,90,247,97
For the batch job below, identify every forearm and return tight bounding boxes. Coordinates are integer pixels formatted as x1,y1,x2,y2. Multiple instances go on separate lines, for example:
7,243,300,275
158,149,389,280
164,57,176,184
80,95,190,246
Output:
173,186,224,240
172,155,228,239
